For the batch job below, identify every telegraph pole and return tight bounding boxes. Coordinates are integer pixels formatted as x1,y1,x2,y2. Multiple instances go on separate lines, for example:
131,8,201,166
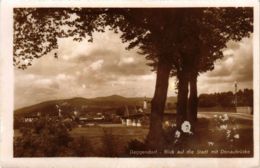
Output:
143,96,147,112
234,81,238,112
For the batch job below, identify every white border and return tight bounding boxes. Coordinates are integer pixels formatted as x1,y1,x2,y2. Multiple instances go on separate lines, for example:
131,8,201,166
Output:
0,0,259,168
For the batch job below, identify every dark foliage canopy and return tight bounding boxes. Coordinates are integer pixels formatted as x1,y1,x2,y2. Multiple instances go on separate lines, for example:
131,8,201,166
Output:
14,8,253,74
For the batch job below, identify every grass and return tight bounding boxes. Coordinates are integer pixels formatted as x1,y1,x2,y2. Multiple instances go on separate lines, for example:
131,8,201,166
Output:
14,112,253,157
161,114,253,157
70,126,149,155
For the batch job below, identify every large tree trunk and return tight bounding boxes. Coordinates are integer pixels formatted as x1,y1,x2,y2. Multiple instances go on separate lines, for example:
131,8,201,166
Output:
147,58,171,149
176,70,189,127
188,72,198,123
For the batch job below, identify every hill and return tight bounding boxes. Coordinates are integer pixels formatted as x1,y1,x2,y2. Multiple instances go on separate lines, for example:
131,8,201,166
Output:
14,95,177,116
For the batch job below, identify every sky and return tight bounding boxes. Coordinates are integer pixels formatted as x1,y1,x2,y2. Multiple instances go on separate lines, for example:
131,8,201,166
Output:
14,30,253,109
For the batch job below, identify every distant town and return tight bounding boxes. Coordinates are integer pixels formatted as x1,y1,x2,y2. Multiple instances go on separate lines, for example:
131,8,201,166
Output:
14,89,253,131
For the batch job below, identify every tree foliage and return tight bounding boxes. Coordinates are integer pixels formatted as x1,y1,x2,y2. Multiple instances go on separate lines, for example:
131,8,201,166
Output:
199,89,253,108
14,7,253,73
14,116,95,157
14,8,104,69
14,8,253,148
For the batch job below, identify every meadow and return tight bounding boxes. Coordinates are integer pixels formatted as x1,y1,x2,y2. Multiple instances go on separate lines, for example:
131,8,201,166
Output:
67,112,253,157
14,112,253,157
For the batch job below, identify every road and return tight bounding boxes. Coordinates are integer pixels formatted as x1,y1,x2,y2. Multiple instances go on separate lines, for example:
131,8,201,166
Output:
198,112,253,120
127,111,253,121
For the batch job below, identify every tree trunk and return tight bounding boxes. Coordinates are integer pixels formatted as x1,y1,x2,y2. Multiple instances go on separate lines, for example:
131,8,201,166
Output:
147,58,171,149
188,72,198,123
176,70,189,127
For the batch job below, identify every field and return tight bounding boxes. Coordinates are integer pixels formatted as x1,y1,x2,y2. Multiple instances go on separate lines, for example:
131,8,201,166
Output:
70,125,149,155
14,111,253,157
67,112,253,157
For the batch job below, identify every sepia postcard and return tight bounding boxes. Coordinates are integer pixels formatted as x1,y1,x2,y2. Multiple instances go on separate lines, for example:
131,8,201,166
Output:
0,0,259,168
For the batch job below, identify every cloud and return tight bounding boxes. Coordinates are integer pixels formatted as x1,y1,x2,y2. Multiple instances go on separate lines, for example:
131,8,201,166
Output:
14,29,154,108
89,59,104,70
119,57,135,65
14,30,253,109
198,35,253,94
206,36,252,79
34,78,53,86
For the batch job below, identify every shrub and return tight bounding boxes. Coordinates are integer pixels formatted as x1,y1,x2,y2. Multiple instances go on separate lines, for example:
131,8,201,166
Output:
14,117,73,157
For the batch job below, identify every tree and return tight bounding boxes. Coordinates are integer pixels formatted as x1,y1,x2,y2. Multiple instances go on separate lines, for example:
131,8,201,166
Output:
14,116,73,157
106,8,186,148
114,8,253,128
144,8,253,125
14,8,181,149
14,8,104,69
198,89,254,108
109,8,253,130
177,8,253,124
14,8,253,149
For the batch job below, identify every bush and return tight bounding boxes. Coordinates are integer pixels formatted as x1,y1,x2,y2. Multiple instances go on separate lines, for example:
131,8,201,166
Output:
14,117,73,157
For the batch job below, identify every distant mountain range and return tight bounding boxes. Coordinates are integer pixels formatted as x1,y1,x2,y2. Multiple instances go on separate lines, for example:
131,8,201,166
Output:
14,95,177,116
